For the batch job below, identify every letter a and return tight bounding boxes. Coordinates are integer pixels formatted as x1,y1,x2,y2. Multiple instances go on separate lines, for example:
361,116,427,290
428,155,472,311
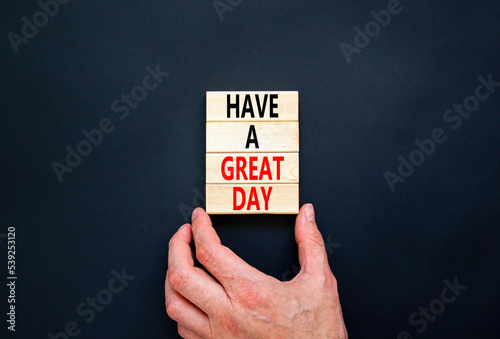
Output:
245,125,259,149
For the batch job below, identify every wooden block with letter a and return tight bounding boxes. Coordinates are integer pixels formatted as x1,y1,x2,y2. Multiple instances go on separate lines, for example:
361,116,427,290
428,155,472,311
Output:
206,122,299,153
205,91,299,214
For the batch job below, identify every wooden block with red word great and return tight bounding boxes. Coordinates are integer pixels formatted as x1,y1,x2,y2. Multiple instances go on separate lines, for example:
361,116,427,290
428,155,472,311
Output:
206,91,299,214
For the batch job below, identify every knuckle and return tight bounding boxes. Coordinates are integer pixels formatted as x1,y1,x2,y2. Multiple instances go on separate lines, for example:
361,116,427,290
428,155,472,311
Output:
304,266,336,289
168,268,188,291
217,312,239,336
237,285,264,307
322,274,335,288
326,273,339,291
309,231,326,249
321,273,340,299
308,271,327,287
196,244,216,265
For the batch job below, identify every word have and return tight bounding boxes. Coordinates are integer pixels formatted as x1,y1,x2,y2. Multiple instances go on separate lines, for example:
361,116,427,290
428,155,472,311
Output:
8,0,71,54
227,94,279,118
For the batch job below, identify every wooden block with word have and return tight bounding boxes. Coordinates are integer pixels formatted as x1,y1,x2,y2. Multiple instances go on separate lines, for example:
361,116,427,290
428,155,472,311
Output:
206,91,299,214
207,91,299,121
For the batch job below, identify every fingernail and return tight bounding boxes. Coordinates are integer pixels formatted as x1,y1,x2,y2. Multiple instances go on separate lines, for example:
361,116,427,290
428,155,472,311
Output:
191,208,198,222
178,224,186,231
305,204,315,222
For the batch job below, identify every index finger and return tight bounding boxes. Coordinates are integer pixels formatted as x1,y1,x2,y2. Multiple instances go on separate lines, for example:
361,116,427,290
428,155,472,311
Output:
190,208,268,292
167,223,228,314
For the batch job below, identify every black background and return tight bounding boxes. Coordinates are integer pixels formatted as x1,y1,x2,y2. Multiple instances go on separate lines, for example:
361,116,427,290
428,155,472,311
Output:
1,0,499,338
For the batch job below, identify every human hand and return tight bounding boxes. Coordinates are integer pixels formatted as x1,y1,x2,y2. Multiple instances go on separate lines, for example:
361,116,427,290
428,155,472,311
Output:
165,204,348,338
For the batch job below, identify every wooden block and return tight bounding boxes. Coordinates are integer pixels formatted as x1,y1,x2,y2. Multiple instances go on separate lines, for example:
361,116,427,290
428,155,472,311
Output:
205,91,300,215
207,91,298,122
206,153,298,184
206,184,299,214
206,122,299,153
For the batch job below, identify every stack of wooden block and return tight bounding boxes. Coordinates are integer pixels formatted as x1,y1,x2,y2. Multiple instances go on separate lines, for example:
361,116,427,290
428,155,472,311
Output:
205,91,299,214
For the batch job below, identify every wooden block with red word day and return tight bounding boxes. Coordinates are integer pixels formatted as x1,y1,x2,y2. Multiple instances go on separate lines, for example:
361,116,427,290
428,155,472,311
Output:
205,91,299,214
206,184,299,214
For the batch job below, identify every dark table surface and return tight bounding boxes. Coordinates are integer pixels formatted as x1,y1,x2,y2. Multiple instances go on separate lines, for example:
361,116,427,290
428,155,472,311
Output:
1,0,499,338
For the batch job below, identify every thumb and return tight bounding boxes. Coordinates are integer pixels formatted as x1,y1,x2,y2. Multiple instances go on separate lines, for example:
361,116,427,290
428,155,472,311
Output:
295,204,329,275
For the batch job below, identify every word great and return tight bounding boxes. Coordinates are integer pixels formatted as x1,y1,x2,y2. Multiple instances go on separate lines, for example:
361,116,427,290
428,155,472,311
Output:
221,156,284,181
